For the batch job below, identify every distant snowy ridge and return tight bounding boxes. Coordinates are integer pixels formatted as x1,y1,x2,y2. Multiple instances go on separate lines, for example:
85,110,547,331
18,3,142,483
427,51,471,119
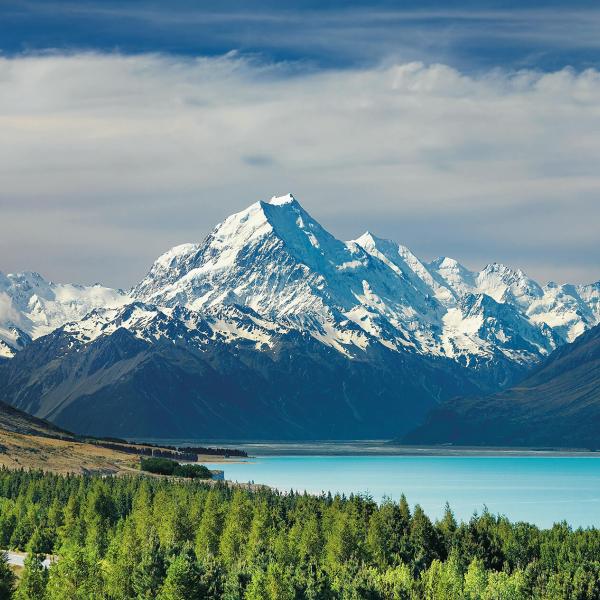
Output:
1,194,598,388
0,271,128,358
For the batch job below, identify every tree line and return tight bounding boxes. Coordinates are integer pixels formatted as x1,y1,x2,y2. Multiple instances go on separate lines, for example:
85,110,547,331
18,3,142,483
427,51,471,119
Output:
0,468,597,599
140,457,212,478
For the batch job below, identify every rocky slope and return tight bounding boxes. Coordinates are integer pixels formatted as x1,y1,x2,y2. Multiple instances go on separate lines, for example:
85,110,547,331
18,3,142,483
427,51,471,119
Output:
405,323,600,447
0,398,72,439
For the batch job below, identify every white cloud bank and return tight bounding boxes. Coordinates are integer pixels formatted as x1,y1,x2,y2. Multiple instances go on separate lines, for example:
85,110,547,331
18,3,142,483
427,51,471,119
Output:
0,53,599,287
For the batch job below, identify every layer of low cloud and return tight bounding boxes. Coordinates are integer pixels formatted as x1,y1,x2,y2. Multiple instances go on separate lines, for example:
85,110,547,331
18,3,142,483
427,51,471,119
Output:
0,52,599,287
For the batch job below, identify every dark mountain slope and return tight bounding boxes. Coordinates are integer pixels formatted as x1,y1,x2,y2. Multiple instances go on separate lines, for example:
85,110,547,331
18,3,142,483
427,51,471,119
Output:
0,306,479,439
405,324,600,448
0,399,73,439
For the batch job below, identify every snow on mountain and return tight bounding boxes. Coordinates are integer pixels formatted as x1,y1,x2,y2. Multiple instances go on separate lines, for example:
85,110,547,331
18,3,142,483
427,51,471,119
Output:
2,194,598,389
62,300,291,354
0,271,128,356
351,236,579,378
133,194,444,358
354,232,456,307
128,194,599,382
526,281,600,342
428,256,477,299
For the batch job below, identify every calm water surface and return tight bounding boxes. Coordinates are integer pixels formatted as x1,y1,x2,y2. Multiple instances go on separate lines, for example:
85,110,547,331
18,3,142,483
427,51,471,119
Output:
204,455,600,528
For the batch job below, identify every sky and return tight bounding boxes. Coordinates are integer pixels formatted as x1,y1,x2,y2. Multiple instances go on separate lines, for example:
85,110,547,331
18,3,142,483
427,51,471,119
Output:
1,0,599,288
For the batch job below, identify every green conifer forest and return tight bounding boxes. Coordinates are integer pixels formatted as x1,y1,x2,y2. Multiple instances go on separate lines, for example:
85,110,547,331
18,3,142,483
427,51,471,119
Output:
0,468,598,599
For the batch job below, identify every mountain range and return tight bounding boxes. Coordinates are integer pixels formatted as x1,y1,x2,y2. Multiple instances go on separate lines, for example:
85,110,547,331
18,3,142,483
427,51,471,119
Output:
0,194,598,439
405,322,600,448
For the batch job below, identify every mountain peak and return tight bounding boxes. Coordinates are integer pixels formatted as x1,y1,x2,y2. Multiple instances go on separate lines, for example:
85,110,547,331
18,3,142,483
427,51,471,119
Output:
430,256,470,274
482,262,514,276
269,193,297,206
355,231,381,245
354,231,375,246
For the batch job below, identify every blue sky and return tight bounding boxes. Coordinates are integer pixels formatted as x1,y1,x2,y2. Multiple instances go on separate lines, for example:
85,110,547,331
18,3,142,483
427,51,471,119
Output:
1,1,599,287
4,1,600,71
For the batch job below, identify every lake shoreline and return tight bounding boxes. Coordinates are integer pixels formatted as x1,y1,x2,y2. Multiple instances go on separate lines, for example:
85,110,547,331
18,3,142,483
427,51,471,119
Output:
201,454,600,528
128,439,600,458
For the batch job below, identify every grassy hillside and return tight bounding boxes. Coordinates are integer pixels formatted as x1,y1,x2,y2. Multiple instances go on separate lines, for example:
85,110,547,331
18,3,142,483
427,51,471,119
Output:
0,399,74,439
0,401,231,475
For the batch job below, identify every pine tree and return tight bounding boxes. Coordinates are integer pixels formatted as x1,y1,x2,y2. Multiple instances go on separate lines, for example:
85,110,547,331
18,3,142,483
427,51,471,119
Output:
132,530,166,600
409,505,442,575
45,544,103,600
219,491,252,567
324,511,359,571
104,518,140,599
84,482,116,556
0,551,16,600
244,569,268,600
421,551,463,600
438,503,458,557
398,494,411,523
297,512,323,564
463,558,487,600
154,489,192,551
59,493,83,547
265,563,295,600
380,563,414,600
14,553,48,600
197,555,225,600
245,500,272,565
484,569,526,599
367,498,408,568
157,546,204,600
195,489,223,560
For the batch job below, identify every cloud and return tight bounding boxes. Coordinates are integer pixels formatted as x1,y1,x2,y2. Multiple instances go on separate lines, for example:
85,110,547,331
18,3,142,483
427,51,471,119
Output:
0,52,599,287
6,3,600,71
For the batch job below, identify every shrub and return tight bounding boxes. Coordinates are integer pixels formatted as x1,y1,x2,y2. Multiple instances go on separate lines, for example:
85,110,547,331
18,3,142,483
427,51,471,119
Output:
140,458,212,479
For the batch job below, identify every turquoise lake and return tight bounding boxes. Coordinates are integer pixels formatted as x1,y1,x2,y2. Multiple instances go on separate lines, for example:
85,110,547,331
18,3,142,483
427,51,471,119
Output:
204,455,600,529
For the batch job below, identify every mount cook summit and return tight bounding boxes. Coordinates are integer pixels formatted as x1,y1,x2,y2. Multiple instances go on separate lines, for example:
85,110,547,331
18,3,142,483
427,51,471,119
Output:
0,194,598,438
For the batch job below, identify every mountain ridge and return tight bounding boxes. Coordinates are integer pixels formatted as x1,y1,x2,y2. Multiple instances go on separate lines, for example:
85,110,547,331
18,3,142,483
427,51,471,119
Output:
2,194,598,371
0,297,480,438
404,323,600,447
0,193,598,438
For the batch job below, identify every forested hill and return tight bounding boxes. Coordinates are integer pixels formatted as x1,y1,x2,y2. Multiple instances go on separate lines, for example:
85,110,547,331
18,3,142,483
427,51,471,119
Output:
0,470,599,599
405,323,600,448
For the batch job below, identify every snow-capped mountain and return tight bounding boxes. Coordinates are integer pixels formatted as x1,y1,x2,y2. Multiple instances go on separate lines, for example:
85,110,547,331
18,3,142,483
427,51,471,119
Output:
133,194,447,361
2,193,598,376
132,194,599,384
0,271,127,358
0,299,475,438
2,194,598,374
0,193,598,438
